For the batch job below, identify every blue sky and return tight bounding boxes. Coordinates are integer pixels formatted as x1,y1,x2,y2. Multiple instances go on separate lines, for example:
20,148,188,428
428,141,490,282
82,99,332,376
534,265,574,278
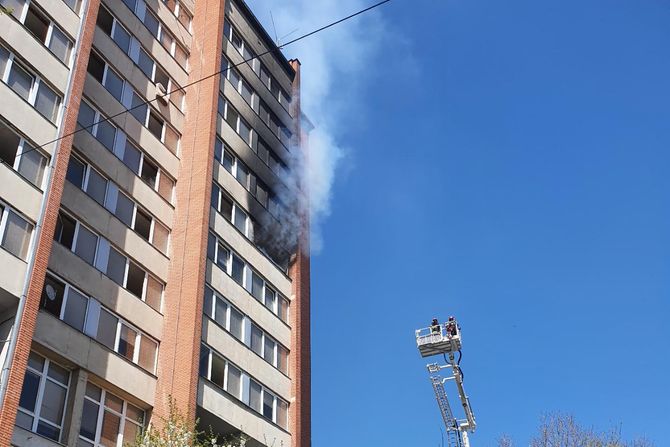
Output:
248,0,670,444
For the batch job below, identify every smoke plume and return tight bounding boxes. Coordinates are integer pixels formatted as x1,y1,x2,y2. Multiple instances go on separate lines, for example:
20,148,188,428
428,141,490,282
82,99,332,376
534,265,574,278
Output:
246,0,388,254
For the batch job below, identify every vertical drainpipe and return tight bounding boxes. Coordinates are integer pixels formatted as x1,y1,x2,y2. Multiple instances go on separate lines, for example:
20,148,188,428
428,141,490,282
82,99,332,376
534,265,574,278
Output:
0,0,92,410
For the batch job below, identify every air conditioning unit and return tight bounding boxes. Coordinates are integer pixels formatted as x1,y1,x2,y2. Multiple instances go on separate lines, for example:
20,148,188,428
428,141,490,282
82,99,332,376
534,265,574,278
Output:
156,83,169,105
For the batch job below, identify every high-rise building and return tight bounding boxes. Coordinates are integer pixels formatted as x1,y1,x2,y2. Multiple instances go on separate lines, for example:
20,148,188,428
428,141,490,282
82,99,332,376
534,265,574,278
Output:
0,0,310,446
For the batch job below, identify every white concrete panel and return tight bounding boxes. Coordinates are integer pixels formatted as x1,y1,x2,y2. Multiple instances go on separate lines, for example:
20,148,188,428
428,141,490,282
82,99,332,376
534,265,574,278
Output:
12,426,62,447
202,318,290,400
198,379,290,447
206,262,290,348
49,244,163,340
61,182,169,281
98,3,188,86
0,163,43,221
210,210,291,298
82,75,180,175
33,0,80,38
0,83,58,155
72,131,175,226
34,312,156,406
0,14,69,90
92,29,185,131
0,248,27,298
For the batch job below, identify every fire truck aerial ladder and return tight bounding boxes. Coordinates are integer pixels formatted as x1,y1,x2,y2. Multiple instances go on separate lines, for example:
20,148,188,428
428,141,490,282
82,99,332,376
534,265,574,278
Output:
415,317,477,447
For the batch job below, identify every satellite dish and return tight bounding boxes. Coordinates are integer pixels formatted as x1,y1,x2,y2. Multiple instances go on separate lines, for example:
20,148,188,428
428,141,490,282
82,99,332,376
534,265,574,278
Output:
46,284,56,301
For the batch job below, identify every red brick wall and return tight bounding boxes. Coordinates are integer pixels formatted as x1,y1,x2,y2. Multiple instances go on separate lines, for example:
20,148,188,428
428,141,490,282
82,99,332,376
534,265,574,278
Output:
288,60,312,447
0,1,101,444
152,0,225,422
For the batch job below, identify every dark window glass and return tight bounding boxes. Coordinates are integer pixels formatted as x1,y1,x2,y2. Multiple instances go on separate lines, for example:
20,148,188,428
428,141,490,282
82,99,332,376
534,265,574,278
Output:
66,156,86,187
134,209,151,241
140,159,158,187
231,255,244,285
114,192,134,227
219,195,232,221
105,247,126,286
41,275,66,318
63,288,87,331
96,309,118,350
210,353,225,387
54,212,76,248
199,345,209,377
225,105,238,131
87,53,105,82
97,7,114,35
118,324,137,361
24,6,49,43
147,112,163,140
263,391,274,420
79,399,99,440
19,371,41,412
0,122,20,166
126,262,145,297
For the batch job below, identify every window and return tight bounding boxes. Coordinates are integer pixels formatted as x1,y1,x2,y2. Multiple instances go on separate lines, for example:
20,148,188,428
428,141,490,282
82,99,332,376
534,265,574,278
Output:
249,380,262,412
6,59,34,101
200,344,288,427
134,209,152,241
24,6,49,43
207,232,289,323
54,211,76,247
231,254,244,286
223,20,293,114
138,48,154,79
62,0,81,13
21,4,73,64
96,308,117,350
126,261,145,298
79,383,145,447
210,352,225,387
0,120,47,187
41,274,65,319
77,101,116,150
105,247,126,286
115,192,134,226
229,306,243,341
17,352,70,442
88,53,124,102
85,167,107,205
250,324,262,356
34,82,61,122
251,272,263,302
263,389,274,420
204,286,288,372
1,207,33,259
226,363,241,399
73,222,98,265
41,273,159,372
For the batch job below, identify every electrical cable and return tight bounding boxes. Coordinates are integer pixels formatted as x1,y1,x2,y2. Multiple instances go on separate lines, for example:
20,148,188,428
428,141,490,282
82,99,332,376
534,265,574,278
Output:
2,0,392,161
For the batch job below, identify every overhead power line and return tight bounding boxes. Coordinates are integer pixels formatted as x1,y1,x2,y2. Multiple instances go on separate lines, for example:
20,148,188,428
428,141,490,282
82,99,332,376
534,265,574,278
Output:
9,0,392,159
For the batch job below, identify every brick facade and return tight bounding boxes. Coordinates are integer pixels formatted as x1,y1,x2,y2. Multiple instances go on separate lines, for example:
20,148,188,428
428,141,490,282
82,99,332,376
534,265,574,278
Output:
153,0,226,422
0,1,101,444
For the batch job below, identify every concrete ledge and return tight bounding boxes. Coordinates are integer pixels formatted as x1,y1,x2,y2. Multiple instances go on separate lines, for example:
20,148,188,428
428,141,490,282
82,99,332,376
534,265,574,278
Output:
197,378,290,447
33,312,157,406
202,317,290,400
11,425,63,447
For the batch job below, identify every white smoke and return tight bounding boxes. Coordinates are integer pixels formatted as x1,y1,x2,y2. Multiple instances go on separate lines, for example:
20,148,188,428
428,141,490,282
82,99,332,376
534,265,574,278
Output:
246,0,388,253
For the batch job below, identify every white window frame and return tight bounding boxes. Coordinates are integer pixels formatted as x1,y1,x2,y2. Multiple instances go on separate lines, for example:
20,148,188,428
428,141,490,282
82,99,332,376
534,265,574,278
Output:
79,384,146,447
0,51,61,124
0,121,48,189
17,1,74,66
0,203,34,260
17,353,71,440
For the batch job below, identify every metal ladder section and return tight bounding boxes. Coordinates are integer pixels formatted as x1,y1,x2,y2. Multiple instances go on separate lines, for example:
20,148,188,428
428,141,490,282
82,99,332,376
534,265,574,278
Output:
430,375,463,447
